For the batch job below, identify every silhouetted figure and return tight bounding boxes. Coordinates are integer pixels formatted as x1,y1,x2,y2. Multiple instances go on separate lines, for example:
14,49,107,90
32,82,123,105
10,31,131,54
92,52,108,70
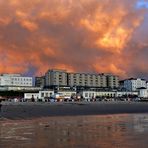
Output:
31,95,35,102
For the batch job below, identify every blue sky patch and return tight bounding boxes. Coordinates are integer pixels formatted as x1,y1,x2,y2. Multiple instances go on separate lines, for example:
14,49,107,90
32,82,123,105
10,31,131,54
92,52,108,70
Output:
136,0,148,9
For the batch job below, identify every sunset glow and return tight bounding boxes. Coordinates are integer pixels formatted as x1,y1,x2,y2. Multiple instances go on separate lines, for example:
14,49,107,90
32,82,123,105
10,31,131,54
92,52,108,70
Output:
0,0,148,78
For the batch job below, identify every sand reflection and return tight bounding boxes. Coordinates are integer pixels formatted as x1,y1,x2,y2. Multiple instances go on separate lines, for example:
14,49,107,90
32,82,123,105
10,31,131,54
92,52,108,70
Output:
1,114,148,148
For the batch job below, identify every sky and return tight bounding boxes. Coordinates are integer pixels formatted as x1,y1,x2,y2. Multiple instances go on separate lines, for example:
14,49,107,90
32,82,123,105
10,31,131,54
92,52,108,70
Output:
0,0,148,79
137,0,148,8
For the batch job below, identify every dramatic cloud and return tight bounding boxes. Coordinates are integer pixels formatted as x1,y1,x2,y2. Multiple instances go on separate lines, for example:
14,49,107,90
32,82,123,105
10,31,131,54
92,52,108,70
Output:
0,0,148,79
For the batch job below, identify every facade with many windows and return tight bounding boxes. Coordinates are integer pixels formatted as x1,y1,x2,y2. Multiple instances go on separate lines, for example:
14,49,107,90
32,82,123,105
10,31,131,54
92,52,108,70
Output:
0,74,33,87
68,73,107,88
45,69,67,87
81,90,138,99
106,74,119,88
44,69,119,89
123,78,147,91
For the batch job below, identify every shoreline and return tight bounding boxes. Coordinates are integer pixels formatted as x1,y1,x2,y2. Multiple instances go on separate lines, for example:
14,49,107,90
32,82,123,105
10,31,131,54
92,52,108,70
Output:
1,102,148,120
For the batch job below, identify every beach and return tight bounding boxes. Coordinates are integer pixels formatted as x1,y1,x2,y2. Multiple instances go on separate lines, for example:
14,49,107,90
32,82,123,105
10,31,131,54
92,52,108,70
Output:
1,101,148,119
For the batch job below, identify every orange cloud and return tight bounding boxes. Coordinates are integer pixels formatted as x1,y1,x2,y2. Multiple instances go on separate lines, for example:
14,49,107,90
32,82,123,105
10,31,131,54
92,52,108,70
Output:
0,17,11,26
0,0,147,78
80,4,143,53
20,20,38,31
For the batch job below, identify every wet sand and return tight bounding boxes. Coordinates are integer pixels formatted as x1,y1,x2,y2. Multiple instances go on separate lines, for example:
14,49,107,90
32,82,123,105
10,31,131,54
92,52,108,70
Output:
1,102,148,119
1,114,148,148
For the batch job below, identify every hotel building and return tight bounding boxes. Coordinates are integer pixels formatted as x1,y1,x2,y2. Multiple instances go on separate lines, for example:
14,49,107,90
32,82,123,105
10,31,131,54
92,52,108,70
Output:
42,69,119,89
68,73,107,88
45,69,67,87
106,74,119,88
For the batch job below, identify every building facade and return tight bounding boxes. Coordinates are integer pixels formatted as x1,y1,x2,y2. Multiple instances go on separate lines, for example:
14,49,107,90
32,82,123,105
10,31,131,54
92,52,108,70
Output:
81,90,138,99
24,93,39,101
35,76,45,88
24,90,75,101
39,90,54,100
45,69,67,87
123,78,147,91
67,72,119,88
106,74,119,88
57,90,76,99
0,74,33,87
68,73,107,88
42,69,119,89
138,88,148,98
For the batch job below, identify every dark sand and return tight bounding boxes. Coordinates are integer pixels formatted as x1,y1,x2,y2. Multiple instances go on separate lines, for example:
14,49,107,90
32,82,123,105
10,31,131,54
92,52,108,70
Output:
1,101,148,119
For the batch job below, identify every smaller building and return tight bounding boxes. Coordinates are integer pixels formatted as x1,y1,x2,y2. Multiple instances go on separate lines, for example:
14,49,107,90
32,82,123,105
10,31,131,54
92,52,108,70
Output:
80,90,138,100
138,87,148,98
57,90,76,99
121,78,147,91
0,74,33,87
24,90,76,101
39,90,54,100
24,90,54,101
24,93,39,101
80,91,115,99
116,91,138,98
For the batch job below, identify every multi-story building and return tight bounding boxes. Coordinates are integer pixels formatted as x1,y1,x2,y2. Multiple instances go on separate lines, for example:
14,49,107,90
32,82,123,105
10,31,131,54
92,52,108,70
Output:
35,76,45,88
68,73,107,88
122,78,147,91
43,69,119,89
45,69,67,87
106,74,119,88
100,74,108,88
0,74,33,87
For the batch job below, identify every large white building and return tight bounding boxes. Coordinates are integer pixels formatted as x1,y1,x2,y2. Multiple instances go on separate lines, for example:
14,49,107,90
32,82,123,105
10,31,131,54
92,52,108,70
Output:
123,78,147,91
0,74,33,87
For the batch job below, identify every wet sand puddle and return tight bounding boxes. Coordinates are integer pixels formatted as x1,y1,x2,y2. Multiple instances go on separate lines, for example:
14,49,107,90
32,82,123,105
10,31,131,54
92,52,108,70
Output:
1,114,148,148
